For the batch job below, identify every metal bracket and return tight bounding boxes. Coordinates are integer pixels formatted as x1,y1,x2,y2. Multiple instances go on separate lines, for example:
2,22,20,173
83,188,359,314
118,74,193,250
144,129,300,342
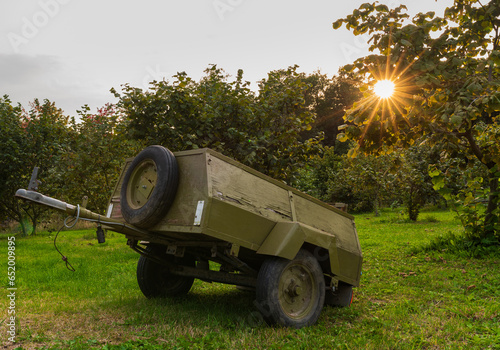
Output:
28,167,41,191
330,277,340,291
96,225,106,244
229,243,240,257
81,196,88,209
127,239,138,249
211,243,217,258
167,245,185,257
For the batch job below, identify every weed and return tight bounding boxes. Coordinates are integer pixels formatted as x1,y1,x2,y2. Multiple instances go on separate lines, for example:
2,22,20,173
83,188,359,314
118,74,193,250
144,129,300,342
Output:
418,231,500,258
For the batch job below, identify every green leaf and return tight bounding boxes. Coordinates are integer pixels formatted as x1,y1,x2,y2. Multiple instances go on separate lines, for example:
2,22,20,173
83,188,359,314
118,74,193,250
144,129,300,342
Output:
337,133,348,142
332,20,343,30
476,61,486,72
432,175,445,190
375,4,389,12
428,166,441,178
450,114,463,127
343,64,354,72
401,39,412,46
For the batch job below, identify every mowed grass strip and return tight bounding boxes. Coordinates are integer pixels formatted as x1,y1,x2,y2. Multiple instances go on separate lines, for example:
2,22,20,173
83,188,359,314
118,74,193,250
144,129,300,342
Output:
1,210,499,349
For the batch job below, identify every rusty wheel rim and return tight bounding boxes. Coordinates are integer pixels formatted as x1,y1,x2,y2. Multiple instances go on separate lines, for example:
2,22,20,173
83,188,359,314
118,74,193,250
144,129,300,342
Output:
278,262,318,320
126,159,158,209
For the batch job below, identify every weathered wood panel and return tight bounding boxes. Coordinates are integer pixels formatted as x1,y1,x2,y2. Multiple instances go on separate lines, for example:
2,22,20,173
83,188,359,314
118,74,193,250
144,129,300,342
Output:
207,154,293,222
293,195,360,254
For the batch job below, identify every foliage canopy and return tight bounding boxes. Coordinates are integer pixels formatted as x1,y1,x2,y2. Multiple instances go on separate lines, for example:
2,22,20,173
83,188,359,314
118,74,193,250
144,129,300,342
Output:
112,65,323,184
334,0,500,240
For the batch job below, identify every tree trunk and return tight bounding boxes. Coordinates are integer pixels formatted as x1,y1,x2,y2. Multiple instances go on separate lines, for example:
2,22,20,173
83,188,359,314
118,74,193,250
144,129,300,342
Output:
23,205,40,236
16,201,28,236
463,130,499,240
483,166,499,239
373,191,380,217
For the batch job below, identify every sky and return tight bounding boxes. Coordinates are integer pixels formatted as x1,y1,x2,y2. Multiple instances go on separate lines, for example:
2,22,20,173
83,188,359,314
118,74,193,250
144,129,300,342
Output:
1,0,454,117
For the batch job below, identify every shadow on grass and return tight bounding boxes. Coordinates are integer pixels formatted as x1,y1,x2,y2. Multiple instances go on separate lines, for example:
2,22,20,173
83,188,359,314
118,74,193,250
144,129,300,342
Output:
107,285,264,329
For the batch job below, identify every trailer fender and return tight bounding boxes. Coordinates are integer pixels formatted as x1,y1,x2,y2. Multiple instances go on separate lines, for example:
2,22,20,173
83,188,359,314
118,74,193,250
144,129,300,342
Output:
256,222,341,277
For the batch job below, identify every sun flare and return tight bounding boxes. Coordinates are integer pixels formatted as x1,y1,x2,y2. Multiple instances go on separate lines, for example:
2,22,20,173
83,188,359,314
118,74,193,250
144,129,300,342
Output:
374,80,395,99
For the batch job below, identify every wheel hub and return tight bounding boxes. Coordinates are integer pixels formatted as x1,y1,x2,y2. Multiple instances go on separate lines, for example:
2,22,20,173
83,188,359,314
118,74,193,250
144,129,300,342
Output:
126,159,158,209
279,264,317,319
285,279,303,297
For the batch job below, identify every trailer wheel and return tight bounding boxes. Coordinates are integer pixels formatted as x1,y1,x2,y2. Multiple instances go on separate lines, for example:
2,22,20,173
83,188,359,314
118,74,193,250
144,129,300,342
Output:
121,145,179,228
256,249,325,328
137,245,195,298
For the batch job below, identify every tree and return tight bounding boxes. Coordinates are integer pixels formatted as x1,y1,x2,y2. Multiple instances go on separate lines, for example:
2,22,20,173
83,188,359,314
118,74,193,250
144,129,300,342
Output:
0,98,70,235
397,145,441,221
300,71,363,148
326,151,398,214
113,65,323,184
59,104,141,213
296,148,398,214
334,1,500,240
254,66,323,182
0,96,28,233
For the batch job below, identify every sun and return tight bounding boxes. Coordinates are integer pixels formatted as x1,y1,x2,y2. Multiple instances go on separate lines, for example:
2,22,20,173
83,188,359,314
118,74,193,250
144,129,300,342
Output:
374,80,395,99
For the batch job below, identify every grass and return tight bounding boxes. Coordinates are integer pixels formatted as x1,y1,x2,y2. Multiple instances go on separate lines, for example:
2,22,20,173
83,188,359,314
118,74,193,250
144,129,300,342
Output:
1,209,499,349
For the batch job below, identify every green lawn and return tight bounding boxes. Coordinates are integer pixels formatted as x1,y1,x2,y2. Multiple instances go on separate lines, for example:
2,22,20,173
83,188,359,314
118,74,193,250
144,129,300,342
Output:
1,209,499,349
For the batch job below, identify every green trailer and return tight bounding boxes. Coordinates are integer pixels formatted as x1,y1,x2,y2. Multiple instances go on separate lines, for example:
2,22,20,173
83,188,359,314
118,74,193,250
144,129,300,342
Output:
16,146,362,328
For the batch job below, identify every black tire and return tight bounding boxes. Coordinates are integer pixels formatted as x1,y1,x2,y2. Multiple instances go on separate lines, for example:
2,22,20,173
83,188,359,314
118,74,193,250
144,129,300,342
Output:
324,281,353,307
137,245,195,298
256,249,325,328
120,145,179,228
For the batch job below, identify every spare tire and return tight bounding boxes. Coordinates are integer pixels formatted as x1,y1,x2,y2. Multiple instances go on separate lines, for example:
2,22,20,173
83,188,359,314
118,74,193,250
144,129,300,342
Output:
120,146,179,228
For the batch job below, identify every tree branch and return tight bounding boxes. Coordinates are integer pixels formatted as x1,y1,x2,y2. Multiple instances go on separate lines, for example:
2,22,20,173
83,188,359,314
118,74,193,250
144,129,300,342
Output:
463,128,496,169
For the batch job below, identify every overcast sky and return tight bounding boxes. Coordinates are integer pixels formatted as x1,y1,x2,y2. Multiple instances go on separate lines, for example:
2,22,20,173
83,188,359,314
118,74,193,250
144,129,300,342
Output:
1,0,453,116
